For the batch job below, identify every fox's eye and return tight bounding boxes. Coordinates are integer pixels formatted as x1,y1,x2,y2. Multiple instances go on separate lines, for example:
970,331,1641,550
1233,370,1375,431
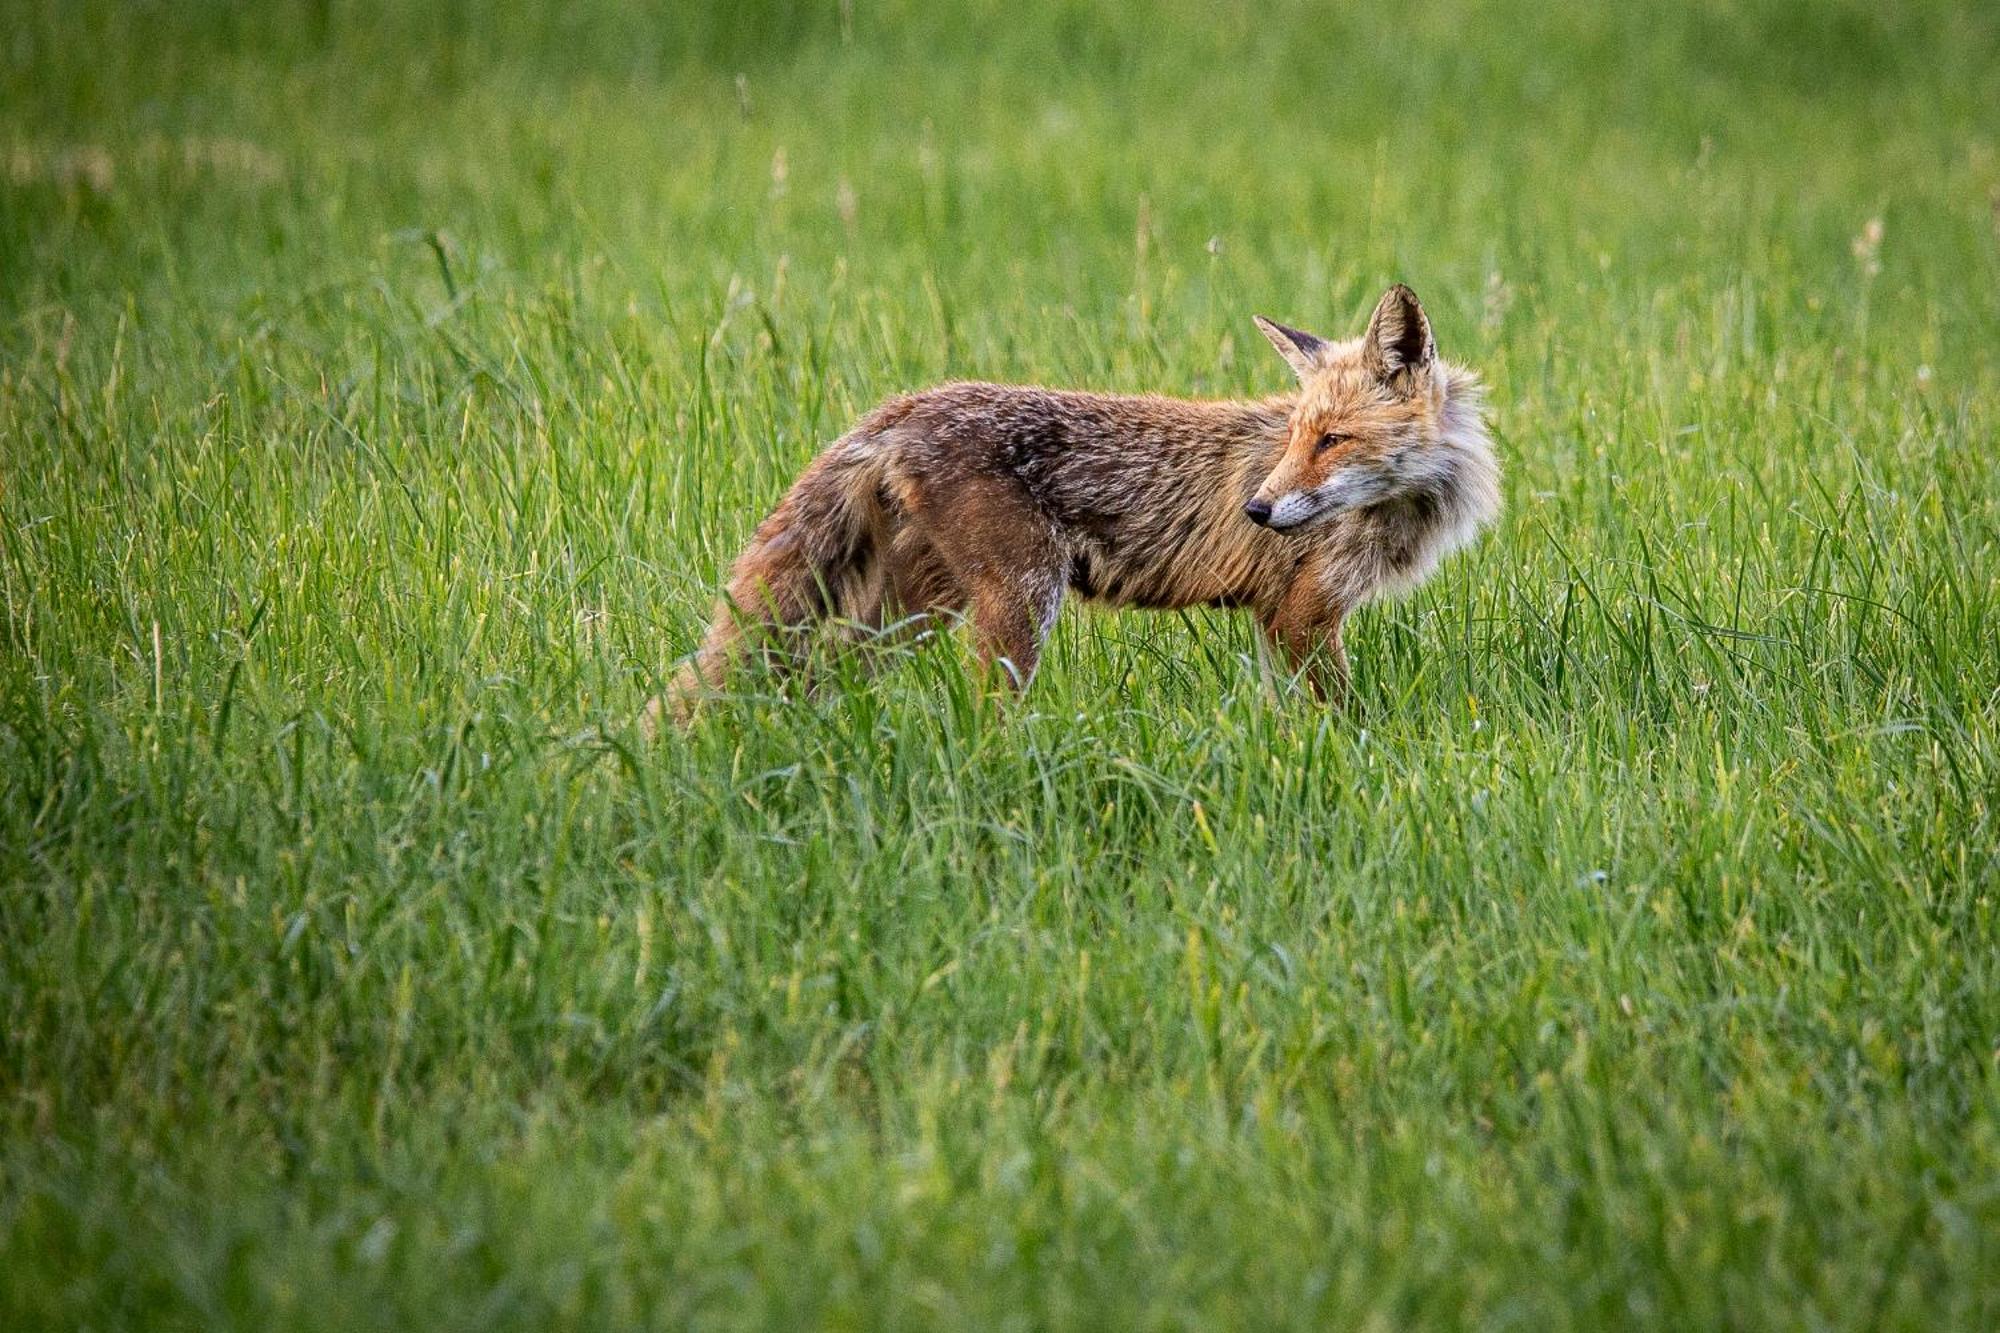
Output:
1316,432,1347,452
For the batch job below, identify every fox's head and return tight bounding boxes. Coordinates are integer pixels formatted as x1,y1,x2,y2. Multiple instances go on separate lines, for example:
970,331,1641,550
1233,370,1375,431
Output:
1245,284,1474,532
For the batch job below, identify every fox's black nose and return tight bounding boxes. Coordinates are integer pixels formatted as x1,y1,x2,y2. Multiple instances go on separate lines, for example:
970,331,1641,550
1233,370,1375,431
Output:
1243,498,1273,527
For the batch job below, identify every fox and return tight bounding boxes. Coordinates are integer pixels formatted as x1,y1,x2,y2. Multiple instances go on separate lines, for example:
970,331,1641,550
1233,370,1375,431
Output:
654,283,1499,725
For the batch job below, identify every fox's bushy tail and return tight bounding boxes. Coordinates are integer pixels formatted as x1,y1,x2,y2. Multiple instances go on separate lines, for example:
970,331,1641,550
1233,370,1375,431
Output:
653,436,891,727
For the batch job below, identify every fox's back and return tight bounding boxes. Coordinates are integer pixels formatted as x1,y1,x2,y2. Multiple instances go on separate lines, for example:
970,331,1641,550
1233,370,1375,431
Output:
863,382,1301,610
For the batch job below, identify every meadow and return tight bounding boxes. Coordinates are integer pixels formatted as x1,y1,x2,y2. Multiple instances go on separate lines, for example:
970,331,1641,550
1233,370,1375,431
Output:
2,1,1998,1326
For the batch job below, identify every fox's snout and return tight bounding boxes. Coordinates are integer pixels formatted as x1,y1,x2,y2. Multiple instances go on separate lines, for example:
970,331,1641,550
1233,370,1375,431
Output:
1248,458,1394,533
1249,486,1327,532
1246,470,1317,532
1247,455,1317,532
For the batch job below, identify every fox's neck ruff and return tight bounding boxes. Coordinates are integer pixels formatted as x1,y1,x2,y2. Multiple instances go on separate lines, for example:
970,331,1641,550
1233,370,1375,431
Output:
1423,366,1503,555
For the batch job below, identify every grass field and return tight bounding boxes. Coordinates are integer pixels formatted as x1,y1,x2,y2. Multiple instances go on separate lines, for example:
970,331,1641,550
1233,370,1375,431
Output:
4,1,1999,1327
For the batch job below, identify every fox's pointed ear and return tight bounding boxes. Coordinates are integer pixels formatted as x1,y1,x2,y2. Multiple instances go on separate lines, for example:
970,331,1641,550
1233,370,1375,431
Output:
1361,283,1435,395
1253,315,1330,383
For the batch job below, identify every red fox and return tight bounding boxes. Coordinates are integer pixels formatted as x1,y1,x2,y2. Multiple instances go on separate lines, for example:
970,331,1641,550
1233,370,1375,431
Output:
656,283,1498,723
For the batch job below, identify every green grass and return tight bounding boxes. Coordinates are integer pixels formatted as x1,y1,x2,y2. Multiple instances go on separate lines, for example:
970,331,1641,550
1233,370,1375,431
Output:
4,0,1999,1326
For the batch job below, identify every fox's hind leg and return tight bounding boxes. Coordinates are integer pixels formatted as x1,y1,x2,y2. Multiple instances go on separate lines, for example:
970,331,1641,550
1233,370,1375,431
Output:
830,525,965,685
909,475,1067,692
964,565,1064,691
883,524,967,643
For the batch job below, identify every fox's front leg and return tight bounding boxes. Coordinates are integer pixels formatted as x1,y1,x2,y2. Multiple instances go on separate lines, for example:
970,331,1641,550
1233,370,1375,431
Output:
1261,585,1349,706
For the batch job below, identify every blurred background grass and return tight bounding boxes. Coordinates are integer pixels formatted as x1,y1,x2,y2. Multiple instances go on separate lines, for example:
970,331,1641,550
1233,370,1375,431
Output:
3,2,1998,1328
